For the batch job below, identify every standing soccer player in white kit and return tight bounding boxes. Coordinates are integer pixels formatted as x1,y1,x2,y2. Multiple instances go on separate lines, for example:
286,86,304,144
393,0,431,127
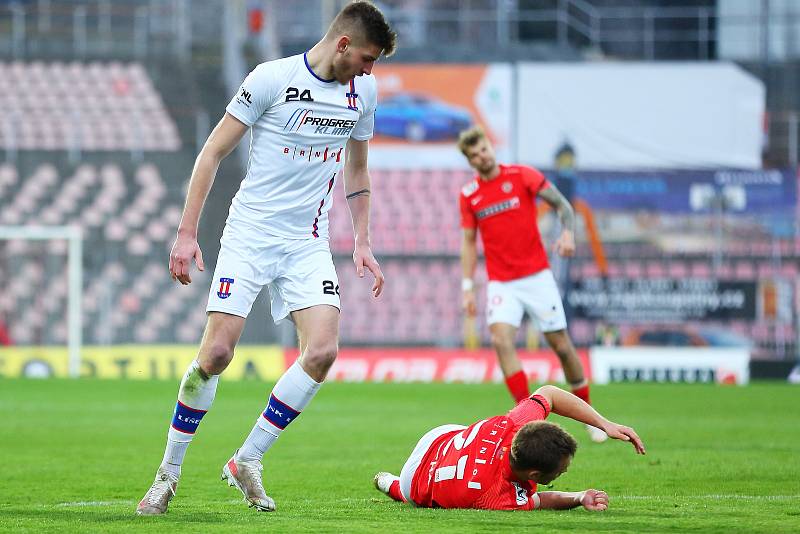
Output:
137,1,396,515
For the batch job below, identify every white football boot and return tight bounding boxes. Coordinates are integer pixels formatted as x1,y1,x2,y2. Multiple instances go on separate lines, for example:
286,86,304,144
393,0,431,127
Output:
136,467,178,515
373,471,400,495
221,452,276,512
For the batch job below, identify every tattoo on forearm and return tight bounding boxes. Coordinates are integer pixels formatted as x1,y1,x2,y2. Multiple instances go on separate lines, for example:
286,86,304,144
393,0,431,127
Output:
540,187,575,231
346,188,370,200
559,206,575,232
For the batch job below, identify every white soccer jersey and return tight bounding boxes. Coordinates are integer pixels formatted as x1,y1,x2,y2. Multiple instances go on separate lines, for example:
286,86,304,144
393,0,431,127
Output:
224,52,377,240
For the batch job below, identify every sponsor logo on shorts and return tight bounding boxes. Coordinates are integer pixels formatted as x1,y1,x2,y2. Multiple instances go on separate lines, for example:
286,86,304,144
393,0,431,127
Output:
217,277,234,299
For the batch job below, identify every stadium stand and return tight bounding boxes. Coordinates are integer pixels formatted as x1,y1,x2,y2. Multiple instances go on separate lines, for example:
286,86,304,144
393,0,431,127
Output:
0,14,795,360
335,257,476,346
329,168,469,254
2,152,796,356
0,61,180,151
0,157,203,346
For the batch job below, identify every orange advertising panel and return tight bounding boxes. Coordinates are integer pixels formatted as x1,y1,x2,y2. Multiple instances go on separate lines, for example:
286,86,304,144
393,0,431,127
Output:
370,64,512,168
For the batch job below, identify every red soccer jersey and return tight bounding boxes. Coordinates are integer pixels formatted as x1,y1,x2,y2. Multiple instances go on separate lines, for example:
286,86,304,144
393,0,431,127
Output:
410,394,552,510
459,164,551,281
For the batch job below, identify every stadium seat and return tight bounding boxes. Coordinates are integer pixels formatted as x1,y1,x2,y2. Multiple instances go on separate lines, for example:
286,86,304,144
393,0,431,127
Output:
734,261,756,279
0,61,181,152
666,259,688,278
690,261,712,277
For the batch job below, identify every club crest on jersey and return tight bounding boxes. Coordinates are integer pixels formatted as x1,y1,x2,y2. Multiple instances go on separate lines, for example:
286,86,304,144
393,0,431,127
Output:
502,181,513,193
217,277,234,299
346,79,358,111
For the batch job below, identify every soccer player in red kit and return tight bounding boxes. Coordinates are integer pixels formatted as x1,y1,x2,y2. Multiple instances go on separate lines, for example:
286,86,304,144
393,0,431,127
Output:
373,385,645,510
456,126,607,443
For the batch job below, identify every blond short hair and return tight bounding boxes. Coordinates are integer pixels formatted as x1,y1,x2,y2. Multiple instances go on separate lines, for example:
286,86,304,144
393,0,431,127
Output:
457,126,487,156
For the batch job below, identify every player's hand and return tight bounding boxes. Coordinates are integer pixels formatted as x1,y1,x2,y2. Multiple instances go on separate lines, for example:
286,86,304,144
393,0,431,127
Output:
602,421,646,455
169,231,204,285
579,489,609,511
462,289,477,317
353,243,384,297
554,229,575,257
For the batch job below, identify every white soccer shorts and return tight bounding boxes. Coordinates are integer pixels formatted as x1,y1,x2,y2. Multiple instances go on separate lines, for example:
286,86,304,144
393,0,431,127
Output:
486,269,567,332
399,424,467,505
206,229,340,323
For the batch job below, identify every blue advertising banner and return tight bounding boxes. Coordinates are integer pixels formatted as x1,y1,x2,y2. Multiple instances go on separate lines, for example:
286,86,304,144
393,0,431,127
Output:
560,169,796,214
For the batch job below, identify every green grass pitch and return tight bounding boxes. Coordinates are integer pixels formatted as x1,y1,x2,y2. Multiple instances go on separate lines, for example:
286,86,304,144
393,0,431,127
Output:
1,378,798,532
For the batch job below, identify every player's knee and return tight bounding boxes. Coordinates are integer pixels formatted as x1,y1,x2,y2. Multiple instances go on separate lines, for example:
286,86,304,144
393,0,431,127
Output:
201,342,235,374
303,342,338,373
549,335,574,360
553,346,572,362
490,331,514,352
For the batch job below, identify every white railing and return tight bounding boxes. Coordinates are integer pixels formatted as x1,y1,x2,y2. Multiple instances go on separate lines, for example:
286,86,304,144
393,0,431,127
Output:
2,1,799,63
0,0,192,60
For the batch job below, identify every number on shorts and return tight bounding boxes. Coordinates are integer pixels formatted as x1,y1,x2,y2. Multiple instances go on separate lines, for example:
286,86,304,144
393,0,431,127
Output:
322,280,340,296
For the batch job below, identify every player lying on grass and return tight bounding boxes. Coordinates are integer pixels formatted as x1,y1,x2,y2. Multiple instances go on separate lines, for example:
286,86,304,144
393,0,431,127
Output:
374,385,645,510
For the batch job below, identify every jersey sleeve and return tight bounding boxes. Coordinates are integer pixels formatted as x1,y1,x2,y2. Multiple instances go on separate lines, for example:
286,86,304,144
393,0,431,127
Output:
459,191,477,229
521,166,550,196
350,76,376,141
226,62,279,127
507,394,551,427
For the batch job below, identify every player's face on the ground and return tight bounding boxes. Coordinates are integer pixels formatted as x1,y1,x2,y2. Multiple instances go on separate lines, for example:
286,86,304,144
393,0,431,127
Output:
333,39,382,84
536,455,572,485
464,139,497,175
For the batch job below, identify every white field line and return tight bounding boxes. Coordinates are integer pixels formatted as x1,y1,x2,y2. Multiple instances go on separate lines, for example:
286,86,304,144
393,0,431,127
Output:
55,499,246,507
56,500,135,507
618,495,799,501
50,495,800,508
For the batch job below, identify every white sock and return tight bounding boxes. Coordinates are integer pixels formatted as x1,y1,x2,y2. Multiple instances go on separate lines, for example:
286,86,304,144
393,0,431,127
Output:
161,360,219,475
237,361,321,462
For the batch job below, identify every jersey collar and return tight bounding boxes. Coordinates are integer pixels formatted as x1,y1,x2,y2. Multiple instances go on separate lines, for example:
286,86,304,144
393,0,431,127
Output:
478,164,505,183
303,52,336,84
